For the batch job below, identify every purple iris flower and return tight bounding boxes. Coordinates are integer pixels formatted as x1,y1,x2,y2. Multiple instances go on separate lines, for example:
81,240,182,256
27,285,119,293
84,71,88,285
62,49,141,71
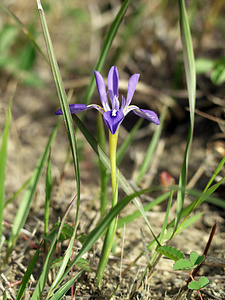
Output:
55,66,160,134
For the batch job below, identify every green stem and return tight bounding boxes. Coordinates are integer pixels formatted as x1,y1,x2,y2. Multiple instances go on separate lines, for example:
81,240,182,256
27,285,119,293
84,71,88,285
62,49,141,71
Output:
96,130,119,287
109,130,118,201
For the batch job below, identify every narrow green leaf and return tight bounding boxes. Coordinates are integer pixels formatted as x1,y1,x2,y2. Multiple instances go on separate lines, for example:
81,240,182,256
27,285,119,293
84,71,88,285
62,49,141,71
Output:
47,197,77,296
97,112,107,216
117,190,169,229
31,236,57,300
158,184,174,243
36,0,80,206
3,292,7,300
49,272,82,300
157,246,185,261
0,101,11,249
32,198,75,299
4,178,30,207
174,0,196,232
6,119,59,254
36,3,82,295
16,242,42,300
117,118,143,166
44,150,52,240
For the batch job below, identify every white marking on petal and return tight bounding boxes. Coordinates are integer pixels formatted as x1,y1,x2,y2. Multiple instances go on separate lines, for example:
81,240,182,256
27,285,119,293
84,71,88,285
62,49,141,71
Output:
112,109,117,117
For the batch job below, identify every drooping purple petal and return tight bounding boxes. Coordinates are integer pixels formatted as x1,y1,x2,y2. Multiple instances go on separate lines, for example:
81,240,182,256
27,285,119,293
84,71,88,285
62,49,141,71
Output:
55,104,89,115
132,108,160,125
126,73,140,107
103,109,124,135
55,103,105,116
94,71,110,111
108,66,119,97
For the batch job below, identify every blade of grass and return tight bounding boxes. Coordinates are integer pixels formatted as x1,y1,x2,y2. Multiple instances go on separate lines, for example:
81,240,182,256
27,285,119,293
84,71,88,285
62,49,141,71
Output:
31,235,57,300
36,5,82,286
168,157,225,234
117,189,169,229
44,150,52,248
16,242,42,300
174,0,196,232
97,112,108,216
117,118,143,166
109,2,147,66
49,272,82,300
0,100,12,249
84,0,132,105
4,119,59,267
136,105,167,184
47,197,78,296
36,0,80,209
158,184,174,244
4,178,30,207
31,197,75,299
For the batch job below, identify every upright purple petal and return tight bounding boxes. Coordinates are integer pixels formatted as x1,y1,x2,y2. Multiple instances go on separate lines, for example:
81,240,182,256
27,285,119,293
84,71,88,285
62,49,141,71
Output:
94,71,110,111
103,109,124,134
55,104,89,115
110,95,120,110
126,73,140,107
108,66,119,97
132,108,160,125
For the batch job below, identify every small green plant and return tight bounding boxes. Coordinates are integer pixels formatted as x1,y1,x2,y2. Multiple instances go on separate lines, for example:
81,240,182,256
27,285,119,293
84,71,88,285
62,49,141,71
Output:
157,246,210,299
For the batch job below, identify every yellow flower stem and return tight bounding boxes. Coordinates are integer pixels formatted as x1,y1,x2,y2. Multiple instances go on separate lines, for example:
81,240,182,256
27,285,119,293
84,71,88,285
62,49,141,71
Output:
96,130,119,288
109,130,118,205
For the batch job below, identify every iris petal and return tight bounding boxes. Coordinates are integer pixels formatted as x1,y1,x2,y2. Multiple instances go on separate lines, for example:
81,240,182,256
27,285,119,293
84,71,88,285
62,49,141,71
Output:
132,108,160,125
55,103,105,116
103,110,124,135
126,73,140,107
94,71,110,111
108,66,119,97
55,104,89,115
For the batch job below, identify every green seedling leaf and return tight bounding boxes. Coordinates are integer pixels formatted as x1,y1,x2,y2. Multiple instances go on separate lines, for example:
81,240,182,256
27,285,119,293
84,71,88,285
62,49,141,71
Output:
45,223,74,242
75,258,92,273
174,258,195,271
55,223,74,240
51,257,91,273
77,233,87,245
199,276,210,289
157,246,185,261
190,251,204,266
188,276,210,290
188,280,201,290
51,257,69,269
